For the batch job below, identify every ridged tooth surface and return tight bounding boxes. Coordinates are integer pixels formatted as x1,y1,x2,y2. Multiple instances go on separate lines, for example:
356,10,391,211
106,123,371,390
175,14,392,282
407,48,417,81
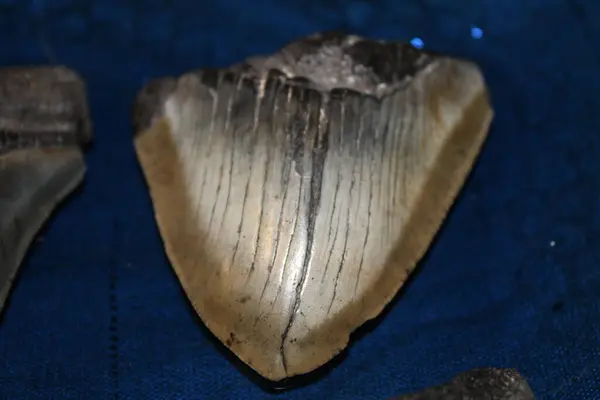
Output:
132,32,494,381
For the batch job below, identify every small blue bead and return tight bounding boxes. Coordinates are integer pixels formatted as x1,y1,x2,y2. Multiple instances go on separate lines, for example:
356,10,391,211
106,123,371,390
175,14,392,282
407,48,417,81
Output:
410,37,424,48
471,26,484,39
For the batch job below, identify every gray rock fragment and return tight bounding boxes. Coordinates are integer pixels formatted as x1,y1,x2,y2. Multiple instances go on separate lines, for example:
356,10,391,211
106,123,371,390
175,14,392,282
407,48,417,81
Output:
391,368,535,400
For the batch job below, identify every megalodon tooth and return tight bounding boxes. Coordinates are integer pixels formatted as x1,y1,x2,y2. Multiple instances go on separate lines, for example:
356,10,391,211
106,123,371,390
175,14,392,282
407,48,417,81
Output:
0,66,92,314
131,31,494,381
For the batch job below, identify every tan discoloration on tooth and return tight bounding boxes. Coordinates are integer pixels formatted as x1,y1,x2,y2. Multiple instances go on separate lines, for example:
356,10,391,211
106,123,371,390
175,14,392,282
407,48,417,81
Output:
0,66,92,314
132,32,493,381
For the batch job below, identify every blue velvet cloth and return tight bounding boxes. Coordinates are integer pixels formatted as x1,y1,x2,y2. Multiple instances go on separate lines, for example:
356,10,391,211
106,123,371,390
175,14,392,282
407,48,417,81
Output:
1,1,599,399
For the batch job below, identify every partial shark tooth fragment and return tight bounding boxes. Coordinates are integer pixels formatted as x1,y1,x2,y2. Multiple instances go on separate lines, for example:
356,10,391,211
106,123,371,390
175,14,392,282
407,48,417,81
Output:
131,31,494,381
0,66,92,313
390,368,536,400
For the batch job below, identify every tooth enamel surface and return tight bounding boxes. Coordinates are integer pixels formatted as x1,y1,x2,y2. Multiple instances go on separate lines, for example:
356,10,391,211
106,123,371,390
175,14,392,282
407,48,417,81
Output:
132,32,493,381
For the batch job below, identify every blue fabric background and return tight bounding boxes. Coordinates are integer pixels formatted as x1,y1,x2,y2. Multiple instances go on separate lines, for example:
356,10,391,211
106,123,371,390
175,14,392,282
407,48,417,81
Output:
1,1,599,399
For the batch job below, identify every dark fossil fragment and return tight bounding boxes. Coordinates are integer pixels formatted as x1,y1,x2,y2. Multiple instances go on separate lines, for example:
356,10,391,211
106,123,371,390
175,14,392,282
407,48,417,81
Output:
131,31,494,381
390,368,536,400
0,66,92,313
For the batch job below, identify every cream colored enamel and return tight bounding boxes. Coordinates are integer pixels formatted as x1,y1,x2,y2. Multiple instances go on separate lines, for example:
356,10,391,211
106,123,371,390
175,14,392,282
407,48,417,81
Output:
134,58,493,380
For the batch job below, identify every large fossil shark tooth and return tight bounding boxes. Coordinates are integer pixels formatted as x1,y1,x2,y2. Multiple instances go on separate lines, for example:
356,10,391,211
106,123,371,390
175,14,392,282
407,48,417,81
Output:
390,368,535,400
0,66,92,314
131,31,494,381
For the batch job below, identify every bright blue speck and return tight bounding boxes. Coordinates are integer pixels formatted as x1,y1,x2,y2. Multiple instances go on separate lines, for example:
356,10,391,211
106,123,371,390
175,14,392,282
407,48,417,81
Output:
471,26,483,39
410,37,424,48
